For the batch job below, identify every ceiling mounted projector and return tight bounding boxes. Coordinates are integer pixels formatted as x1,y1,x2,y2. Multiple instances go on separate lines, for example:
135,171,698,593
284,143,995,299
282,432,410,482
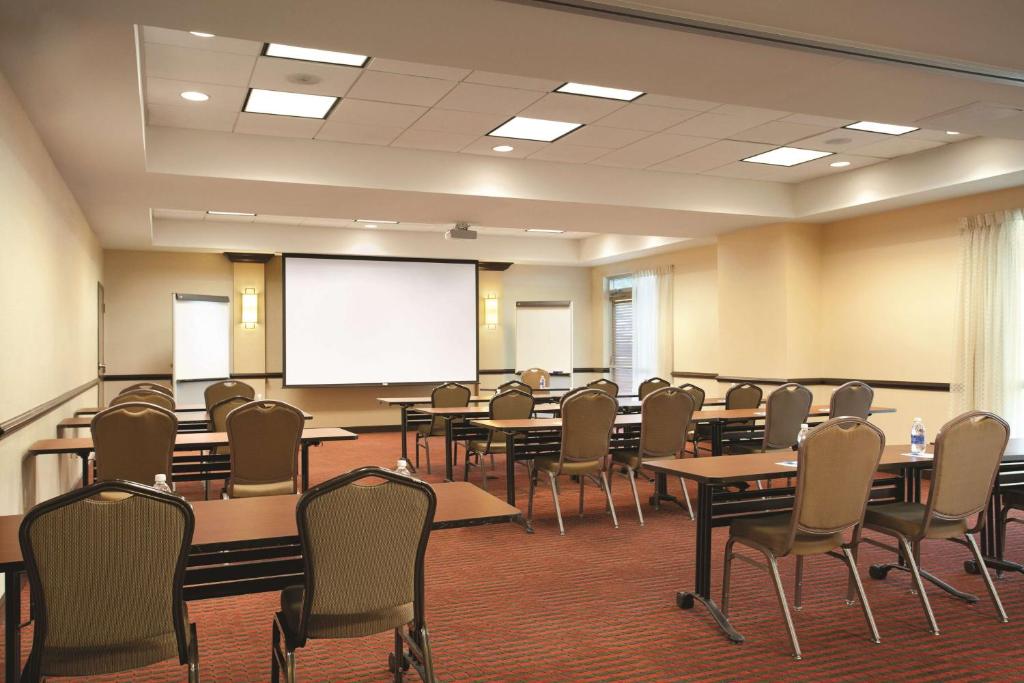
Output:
445,222,477,240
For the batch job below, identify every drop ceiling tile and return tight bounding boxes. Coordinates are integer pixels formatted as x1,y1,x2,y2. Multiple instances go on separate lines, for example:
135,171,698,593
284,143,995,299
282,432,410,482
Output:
557,125,650,149
142,26,263,55
730,120,832,145
329,99,426,127
789,128,892,151
637,94,719,111
711,104,790,124
517,92,625,123
345,70,457,107
906,128,974,142
367,58,472,81
781,113,853,128
527,143,610,164
703,160,797,182
146,78,247,109
433,83,545,115
233,112,324,138
391,129,477,151
765,153,885,182
250,56,361,97
146,103,239,132
592,133,715,169
649,140,774,173
410,108,508,135
666,111,779,139
593,104,699,132
850,137,945,158
461,137,547,158
144,43,257,86
316,120,405,145
465,71,563,91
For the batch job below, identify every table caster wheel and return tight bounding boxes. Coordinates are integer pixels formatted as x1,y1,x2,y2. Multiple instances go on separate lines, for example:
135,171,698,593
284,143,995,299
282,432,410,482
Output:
869,564,890,580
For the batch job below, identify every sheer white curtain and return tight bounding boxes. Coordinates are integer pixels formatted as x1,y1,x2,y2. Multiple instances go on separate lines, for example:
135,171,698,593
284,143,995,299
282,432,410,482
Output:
951,208,1024,434
631,266,673,393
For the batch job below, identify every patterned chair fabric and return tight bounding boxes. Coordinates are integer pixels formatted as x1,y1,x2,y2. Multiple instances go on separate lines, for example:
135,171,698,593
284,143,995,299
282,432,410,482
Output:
91,403,177,486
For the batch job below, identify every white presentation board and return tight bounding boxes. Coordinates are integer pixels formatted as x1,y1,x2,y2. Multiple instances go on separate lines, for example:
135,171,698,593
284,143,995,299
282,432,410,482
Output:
283,255,478,386
172,294,231,403
515,302,572,375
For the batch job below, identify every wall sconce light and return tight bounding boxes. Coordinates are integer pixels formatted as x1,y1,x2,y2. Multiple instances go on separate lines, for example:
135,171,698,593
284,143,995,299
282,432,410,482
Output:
484,294,499,329
241,288,258,329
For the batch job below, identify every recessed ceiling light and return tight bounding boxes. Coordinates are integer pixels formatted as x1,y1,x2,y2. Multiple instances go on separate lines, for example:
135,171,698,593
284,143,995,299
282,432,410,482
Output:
829,161,851,168
180,91,209,102
946,130,961,135
264,42,369,67
742,147,833,167
189,31,215,38
525,228,565,234
845,121,919,135
243,88,337,119
492,145,515,153
488,116,582,142
356,219,399,224
362,223,378,229
555,82,644,101
207,210,256,216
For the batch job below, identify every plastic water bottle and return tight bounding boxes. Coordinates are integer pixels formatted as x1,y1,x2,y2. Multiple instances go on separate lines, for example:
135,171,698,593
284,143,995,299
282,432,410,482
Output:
394,459,413,477
539,375,547,390
796,423,809,449
910,417,926,454
153,473,173,494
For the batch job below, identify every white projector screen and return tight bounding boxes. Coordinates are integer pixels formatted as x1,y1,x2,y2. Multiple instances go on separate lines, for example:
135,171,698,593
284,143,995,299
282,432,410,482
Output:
284,255,478,386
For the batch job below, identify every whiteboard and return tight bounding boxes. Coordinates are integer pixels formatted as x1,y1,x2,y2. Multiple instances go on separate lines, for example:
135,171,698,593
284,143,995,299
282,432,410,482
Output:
515,302,572,374
284,255,478,386
172,295,230,401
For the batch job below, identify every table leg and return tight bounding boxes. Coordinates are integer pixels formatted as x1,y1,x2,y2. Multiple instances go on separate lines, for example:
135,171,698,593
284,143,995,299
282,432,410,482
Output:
710,420,724,457
675,481,744,643
444,418,454,482
5,570,22,683
301,442,310,492
400,405,409,463
506,431,532,533
81,454,90,487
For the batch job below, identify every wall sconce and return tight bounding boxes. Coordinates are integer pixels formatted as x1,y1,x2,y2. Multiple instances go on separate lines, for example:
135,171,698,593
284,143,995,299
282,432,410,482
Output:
484,294,499,329
241,288,258,329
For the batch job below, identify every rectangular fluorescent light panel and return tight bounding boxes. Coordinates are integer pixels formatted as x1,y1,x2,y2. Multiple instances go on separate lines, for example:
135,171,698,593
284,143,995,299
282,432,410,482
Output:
356,219,399,224
244,88,337,119
556,82,644,101
264,43,369,67
488,116,582,142
844,121,919,135
525,228,565,234
207,210,256,216
742,147,833,167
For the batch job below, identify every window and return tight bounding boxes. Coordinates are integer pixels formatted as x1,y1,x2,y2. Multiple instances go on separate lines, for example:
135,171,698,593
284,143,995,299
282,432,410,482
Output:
608,275,633,390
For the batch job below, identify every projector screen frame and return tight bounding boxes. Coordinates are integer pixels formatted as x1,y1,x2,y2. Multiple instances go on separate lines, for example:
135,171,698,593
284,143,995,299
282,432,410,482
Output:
282,253,480,388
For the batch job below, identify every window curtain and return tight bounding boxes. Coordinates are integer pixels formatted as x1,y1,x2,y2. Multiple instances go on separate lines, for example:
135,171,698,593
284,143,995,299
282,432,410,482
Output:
951,208,1024,434
631,266,673,393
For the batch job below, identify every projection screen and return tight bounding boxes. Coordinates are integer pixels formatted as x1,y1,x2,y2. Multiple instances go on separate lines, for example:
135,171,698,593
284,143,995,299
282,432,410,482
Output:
283,255,478,386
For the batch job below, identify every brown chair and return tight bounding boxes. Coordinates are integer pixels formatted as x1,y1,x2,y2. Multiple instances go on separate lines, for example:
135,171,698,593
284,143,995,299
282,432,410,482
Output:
91,403,177,487
415,383,471,474
527,389,619,535
464,389,535,491
110,389,175,411
693,382,763,455
224,400,305,498
520,368,551,391
727,383,813,454
613,387,697,522
637,377,670,400
19,480,199,682
496,379,532,395
203,380,255,411
209,396,251,437
586,378,619,397
120,382,173,397
863,411,1010,634
272,467,436,683
679,383,707,456
829,381,874,419
722,418,885,660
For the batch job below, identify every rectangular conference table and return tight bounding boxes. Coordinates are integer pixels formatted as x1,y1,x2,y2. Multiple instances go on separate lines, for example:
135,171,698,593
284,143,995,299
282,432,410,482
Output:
76,402,206,415
27,427,356,492
56,410,314,437
0,482,521,683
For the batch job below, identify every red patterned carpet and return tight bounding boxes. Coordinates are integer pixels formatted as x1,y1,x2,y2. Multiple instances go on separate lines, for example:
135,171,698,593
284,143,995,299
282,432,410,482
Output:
5,432,1024,682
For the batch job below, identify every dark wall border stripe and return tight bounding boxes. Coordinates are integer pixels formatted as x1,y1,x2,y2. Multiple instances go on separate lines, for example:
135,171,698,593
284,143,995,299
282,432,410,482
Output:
673,371,950,392
103,372,283,382
0,378,99,441
480,367,610,375
671,371,718,379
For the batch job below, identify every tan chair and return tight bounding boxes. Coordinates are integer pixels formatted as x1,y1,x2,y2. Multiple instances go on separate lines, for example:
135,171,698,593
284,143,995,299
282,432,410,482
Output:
110,388,175,411
586,378,619,397
224,400,304,498
829,381,874,419
204,396,251,498
520,368,551,390
272,467,436,683
203,379,255,411
496,379,532,395
637,377,670,400
863,411,1010,634
19,480,199,682
727,383,813,454
722,418,885,660
679,383,707,456
415,382,470,474
527,389,619,535
119,381,173,397
613,387,697,522
464,389,535,491
91,402,177,487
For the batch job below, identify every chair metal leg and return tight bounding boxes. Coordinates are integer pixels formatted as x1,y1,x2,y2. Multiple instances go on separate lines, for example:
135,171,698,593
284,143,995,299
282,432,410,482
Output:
424,438,431,474
548,472,566,535
842,546,881,644
721,536,736,616
965,532,1008,623
898,536,939,635
527,465,538,525
846,526,862,604
578,476,585,517
188,622,200,683
766,553,802,660
794,556,804,611
420,625,437,683
392,628,403,683
285,650,296,683
463,450,471,482
627,467,644,526
271,620,280,683
480,452,490,492
600,471,619,529
678,476,694,520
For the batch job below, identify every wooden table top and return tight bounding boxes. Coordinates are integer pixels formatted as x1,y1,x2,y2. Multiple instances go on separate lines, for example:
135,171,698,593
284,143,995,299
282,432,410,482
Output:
77,403,206,415
59,410,313,430
0,481,520,571
378,390,644,406
28,427,357,456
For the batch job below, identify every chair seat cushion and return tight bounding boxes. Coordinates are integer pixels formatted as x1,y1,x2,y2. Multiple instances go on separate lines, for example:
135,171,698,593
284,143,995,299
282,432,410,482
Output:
864,502,967,540
229,479,294,498
280,584,413,640
533,456,603,475
612,450,640,469
468,439,504,454
730,513,843,557
416,424,440,437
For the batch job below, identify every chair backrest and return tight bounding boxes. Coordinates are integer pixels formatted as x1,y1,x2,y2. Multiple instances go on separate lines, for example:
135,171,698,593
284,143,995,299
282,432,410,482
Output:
639,387,696,460
209,396,251,433
725,382,762,409
490,389,535,420
586,378,619,397
119,382,173,397
226,400,305,497
559,386,589,406
19,481,193,677
637,377,670,400
677,383,706,411
110,389,175,411
203,380,255,411
497,380,532,395
762,383,813,450
790,418,885,542
294,467,435,642
426,382,471,435
829,381,874,419
91,403,177,486
927,411,1010,524
520,368,550,390
559,389,617,464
